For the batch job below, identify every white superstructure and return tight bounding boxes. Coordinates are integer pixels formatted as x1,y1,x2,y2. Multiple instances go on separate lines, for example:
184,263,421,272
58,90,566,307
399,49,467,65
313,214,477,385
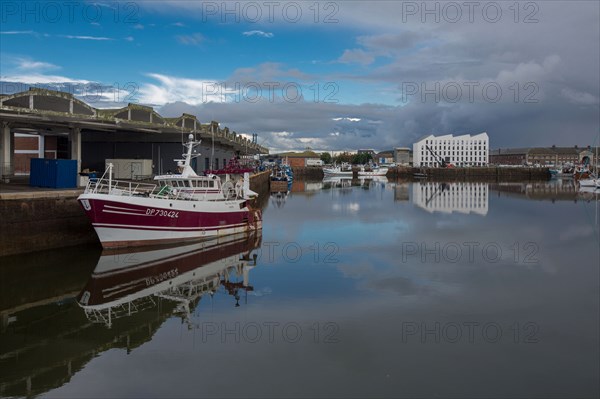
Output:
413,133,489,167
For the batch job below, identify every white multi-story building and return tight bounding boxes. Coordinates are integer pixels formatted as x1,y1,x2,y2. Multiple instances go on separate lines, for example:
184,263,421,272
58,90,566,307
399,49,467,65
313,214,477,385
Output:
413,133,489,167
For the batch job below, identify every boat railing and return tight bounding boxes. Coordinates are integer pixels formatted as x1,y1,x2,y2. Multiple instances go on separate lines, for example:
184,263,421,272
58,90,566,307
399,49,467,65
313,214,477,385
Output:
85,163,236,201
84,163,158,197
86,177,158,197
82,296,157,328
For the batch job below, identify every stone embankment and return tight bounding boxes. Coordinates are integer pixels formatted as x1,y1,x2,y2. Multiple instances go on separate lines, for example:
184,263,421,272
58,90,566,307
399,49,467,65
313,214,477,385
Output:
388,166,551,181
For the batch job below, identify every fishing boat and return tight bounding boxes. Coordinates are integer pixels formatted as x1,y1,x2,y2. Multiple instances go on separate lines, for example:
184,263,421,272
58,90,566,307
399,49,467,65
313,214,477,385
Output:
574,165,592,180
358,165,388,177
281,158,294,181
323,162,353,176
270,166,290,192
78,134,262,249
578,135,599,190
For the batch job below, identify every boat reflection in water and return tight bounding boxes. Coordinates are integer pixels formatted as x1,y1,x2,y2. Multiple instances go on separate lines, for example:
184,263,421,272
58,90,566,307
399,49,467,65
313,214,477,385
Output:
322,176,353,189
78,232,262,328
270,191,289,208
0,233,261,397
358,176,388,189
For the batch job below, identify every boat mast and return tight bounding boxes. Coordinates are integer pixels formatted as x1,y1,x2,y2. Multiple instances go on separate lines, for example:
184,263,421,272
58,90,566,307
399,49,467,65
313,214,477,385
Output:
594,130,600,175
211,123,215,170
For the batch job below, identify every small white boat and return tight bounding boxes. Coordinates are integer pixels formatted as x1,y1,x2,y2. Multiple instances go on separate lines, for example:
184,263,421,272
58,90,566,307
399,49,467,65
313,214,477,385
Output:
579,179,598,187
323,162,353,176
579,174,598,188
358,166,388,177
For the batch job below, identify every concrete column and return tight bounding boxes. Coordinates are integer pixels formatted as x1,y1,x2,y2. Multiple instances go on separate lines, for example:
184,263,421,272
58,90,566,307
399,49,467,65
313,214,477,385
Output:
0,122,13,181
38,135,45,158
70,127,81,172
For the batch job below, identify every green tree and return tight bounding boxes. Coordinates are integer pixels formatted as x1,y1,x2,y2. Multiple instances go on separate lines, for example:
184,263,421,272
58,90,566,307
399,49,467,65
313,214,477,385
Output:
320,152,332,164
352,153,372,165
334,152,353,164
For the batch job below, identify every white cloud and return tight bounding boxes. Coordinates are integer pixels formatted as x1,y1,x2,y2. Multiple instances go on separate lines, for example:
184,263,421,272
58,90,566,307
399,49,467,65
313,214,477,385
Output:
0,31,36,35
59,35,113,41
332,117,361,122
338,49,375,66
138,73,236,106
559,225,595,241
561,88,599,105
0,73,90,84
0,57,83,84
272,131,293,137
175,33,205,46
242,30,274,38
14,58,59,71
333,203,360,213
495,55,561,86
82,85,138,108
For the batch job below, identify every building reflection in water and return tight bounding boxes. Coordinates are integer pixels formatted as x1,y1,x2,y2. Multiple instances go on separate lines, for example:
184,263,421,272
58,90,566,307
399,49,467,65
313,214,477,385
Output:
394,183,410,202
412,182,489,215
490,178,600,203
0,232,261,397
489,179,594,202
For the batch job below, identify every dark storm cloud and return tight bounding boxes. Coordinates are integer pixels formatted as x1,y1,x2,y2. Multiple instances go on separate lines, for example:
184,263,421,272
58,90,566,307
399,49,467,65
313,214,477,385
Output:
3,1,596,151
157,1,599,150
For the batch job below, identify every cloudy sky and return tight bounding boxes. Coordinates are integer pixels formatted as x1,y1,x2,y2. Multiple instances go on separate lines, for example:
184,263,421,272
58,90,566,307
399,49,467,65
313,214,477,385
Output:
1,1,598,152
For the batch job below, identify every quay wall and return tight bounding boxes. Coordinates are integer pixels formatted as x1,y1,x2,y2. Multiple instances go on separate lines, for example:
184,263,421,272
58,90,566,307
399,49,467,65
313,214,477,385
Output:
0,192,96,257
387,166,551,181
296,165,549,181
249,171,270,210
0,171,273,257
292,167,324,179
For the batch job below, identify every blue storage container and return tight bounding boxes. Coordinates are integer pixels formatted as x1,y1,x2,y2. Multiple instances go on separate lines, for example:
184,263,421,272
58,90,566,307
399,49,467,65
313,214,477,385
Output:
30,158,77,188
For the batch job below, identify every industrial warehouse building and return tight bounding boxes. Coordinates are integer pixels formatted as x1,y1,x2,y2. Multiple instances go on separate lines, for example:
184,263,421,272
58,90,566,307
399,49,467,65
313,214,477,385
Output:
393,147,411,166
0,88,267,182
489,146,597,166
269,150,322,167
413,133,489,167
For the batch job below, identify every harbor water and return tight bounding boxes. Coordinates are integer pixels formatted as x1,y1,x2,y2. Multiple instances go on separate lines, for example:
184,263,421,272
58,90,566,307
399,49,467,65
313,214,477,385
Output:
1,178,598,398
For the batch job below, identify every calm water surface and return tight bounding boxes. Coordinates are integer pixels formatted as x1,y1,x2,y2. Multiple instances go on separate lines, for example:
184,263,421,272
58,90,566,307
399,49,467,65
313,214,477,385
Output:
1,179,599,398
